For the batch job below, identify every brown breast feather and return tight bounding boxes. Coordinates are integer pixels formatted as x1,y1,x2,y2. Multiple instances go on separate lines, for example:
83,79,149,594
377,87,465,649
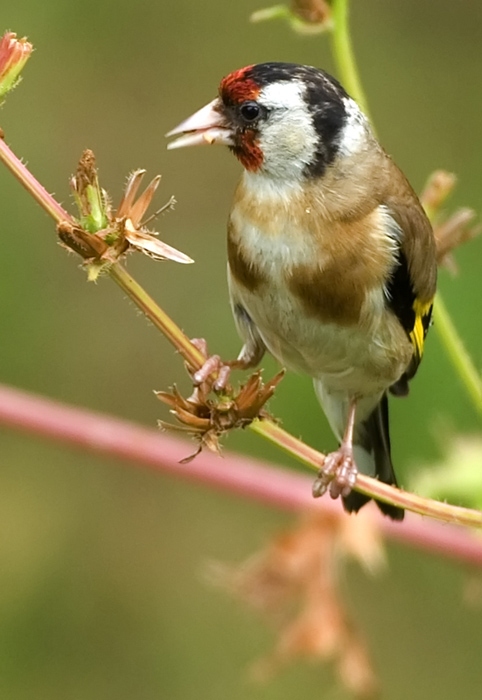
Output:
227,148,435,325
288,211,395,326
227,218,267,292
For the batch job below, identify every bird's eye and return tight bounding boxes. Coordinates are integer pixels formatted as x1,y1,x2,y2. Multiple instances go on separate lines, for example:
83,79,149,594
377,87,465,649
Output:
239,101,260,123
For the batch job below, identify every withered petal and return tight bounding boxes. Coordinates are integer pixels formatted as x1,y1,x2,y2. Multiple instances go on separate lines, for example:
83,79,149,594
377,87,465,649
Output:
157,419,197,433
155,391,183,410
173,406,211,429
129,175,161,227
179,443,204,464
202,430,222,455
155,385,199,412
125,222,194,263
57,221,109,259
264,369,286,392
117,169,146,219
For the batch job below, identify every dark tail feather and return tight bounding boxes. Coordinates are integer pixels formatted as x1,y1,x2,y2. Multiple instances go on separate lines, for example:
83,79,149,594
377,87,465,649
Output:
343,394,404,521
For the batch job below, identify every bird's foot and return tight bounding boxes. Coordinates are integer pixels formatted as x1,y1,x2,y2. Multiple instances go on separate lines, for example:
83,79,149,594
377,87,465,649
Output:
312,446,358,500
190,338,236,392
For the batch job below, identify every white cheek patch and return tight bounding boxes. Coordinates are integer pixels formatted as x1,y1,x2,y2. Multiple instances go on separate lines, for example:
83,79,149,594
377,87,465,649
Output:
261,80,310,110
257,80,319,180
337,97,370,156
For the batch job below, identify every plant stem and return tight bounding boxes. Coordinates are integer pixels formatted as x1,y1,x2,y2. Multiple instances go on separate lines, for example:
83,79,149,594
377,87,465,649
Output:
109,264,204,370
97,263,482,523
432,292,482,416
250,419,482,527
1,382,482,558
0,132,203,372
87,267,482,523
330,0,482,419
108,265,482,523
0,135,70,224
1,128,481,524
330,0,372,121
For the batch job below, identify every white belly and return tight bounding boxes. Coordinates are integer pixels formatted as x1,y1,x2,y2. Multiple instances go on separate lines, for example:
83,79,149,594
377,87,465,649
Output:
228,267,412,397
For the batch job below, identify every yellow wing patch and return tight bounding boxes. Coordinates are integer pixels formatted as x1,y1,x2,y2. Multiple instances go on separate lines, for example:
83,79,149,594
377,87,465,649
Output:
409,298,434,361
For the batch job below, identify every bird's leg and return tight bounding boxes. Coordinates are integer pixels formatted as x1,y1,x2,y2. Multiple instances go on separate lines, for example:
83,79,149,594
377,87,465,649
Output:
312,398,358,500
190,338,264,392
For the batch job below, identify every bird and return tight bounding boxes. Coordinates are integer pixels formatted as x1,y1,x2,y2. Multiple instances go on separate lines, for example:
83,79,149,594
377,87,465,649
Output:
166,62,437,520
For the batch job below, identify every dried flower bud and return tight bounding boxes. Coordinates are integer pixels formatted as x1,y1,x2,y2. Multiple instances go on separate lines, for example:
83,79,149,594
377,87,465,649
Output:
291,0,331,24
434,209,481,273
420,170,481,273
0,32,33,102
156,368,285,461
251,1,332,34
71,150,110,233
61,150,193,275
420,170,457,221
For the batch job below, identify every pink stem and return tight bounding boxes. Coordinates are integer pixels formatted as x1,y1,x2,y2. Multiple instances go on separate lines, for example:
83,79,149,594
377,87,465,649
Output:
0,135,72,224
0,383,481,566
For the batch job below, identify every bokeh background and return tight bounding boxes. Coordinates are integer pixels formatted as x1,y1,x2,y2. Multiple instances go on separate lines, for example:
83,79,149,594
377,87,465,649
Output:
1,1,482,698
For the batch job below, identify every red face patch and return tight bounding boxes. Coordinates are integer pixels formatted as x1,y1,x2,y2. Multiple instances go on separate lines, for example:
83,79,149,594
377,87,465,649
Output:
219,65,264,172
219,65,260,105
234,130,263,172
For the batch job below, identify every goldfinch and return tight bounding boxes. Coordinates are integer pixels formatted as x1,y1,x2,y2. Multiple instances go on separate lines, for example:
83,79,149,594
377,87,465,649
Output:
167,62,437,520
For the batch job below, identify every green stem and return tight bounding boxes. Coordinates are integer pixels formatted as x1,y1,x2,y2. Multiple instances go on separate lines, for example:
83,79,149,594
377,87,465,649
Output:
250,419,482,527
109,264,205,371
106,266,482,524
0,135,71,224
330,0,482,419
433,292,482,416
1,112,481,524
330,0,372,121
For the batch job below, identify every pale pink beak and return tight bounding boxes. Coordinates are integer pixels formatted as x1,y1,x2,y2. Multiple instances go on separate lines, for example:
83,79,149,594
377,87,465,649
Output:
166,98,234,150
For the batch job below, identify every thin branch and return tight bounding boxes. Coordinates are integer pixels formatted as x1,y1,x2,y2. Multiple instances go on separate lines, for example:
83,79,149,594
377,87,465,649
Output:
109,264,204,370
251,420,482,528
0,383,481,565
330,0,372,121
0,135,70,224
330,0,482,420
1,21,481,523
1,128,481,525
0,136,203,372
432,293,482,417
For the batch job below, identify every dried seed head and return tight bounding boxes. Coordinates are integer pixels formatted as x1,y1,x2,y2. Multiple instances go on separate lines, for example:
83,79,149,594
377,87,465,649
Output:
156,369,285,459
251,0,332,34
291,0,331,25
71,150,110,233
420,170,481,273
63,151,193,273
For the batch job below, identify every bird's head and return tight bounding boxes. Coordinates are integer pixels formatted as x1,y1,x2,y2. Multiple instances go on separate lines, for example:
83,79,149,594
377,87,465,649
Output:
166,62,372,182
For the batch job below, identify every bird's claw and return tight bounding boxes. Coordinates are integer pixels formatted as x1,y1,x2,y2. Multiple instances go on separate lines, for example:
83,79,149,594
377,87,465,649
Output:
190,337,209,357
190,338,232,391
312,448,358,500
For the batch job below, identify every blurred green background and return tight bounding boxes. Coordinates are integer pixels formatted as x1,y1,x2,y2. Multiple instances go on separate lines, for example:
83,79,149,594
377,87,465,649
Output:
1,1,482,698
